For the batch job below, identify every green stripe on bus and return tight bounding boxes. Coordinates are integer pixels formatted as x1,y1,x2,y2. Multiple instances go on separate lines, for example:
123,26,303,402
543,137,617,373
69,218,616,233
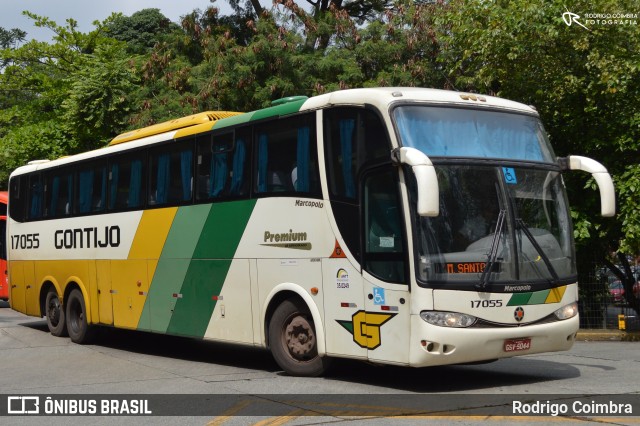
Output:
192,199,257,259
214,112,254,130
214,99,306,130
507,292,532,306
527,289,551,305
166,259,232,337
166,199,256,337
143,204,212,333
250,100,306,121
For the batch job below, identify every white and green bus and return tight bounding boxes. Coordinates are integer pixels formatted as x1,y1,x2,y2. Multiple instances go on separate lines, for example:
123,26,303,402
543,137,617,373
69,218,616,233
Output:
7,88,615,376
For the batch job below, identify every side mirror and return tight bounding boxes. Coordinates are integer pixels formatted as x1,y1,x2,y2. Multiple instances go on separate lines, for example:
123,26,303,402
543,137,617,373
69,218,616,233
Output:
391,147,439,217
560,155,616,217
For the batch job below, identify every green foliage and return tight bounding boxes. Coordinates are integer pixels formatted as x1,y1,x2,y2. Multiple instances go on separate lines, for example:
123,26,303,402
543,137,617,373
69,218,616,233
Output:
436,0,640,257
61,42,138,149
105,9,181,54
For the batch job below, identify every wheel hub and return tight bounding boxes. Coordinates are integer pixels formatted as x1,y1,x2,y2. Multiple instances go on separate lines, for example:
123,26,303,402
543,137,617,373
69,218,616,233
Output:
48,299,61,325
285,316,315,359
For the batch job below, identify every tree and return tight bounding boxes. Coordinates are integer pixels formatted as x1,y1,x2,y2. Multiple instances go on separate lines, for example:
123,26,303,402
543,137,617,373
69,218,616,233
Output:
0,12,137,185
436,0,640,314
105,9,181,54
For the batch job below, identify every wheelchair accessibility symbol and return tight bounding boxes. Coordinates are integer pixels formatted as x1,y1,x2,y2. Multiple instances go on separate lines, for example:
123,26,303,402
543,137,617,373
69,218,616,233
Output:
502,167,517,184
373,287,385,305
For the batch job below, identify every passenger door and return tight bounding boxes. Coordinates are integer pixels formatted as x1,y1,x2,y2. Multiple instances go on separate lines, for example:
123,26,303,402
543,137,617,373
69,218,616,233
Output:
362,168,411,364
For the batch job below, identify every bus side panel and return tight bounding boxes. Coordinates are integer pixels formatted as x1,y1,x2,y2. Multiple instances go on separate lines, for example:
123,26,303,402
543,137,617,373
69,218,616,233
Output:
166,259,231,337
145,258,189,333
139,205,210,334
322,259,366,359
0,216,7,300
0,257,7,300
140,201,256,338
8,261,26,313
111,260,149,330
257,258,324,331
204,259,253,344
96,260,113,325
22,261,38,316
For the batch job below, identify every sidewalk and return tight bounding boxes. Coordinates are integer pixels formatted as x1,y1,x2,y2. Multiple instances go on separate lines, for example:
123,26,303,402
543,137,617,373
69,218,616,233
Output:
576,329,640,342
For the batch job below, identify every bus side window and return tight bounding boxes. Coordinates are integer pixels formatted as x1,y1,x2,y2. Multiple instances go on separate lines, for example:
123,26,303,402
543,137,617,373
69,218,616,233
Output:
324,107,391,262
28,174,43,220
109,153,146,211
324,108,390,201
0,219,5,261
9,176,26,223
44,171,74,218
254,114,319,196
196,130,250,202
77,162,107,214
149,142,193,207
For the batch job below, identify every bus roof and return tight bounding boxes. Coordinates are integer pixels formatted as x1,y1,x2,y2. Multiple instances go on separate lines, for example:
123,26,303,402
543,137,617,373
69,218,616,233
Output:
299,87,537,115
109,111,242,145
10,88,538,177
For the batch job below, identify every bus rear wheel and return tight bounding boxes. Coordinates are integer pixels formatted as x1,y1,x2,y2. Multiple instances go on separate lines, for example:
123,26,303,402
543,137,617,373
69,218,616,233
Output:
45,290,67,337
268,298,330,377
66,288,94,344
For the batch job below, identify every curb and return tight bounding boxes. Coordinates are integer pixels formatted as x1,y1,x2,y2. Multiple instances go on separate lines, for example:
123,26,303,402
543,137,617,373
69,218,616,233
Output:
576,329,640,342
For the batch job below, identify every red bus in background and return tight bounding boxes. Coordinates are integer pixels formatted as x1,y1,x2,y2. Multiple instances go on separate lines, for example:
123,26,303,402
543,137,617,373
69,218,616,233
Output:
0,191,7,301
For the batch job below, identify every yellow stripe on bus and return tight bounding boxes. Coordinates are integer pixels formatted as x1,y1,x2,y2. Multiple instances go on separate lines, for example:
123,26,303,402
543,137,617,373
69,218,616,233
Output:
544,285,566,304
128,208,177,260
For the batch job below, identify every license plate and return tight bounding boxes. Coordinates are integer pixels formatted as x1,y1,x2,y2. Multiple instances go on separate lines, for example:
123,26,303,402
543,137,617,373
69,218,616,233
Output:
504,338,531,352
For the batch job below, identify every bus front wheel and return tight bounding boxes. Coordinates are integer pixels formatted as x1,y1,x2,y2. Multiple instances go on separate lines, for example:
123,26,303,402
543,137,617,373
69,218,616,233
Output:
66,289,94,344
45,290,67,337
268,298,330,377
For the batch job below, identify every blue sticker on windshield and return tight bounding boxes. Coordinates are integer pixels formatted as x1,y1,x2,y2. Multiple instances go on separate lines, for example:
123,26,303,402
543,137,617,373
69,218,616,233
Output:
502,167,517,184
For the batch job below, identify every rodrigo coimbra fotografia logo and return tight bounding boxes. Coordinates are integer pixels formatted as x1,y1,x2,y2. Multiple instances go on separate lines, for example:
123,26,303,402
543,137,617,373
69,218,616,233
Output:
562,5,638,30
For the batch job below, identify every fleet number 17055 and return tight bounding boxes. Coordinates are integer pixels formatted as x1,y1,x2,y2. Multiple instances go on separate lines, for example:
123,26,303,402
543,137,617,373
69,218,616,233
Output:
471,299,503,308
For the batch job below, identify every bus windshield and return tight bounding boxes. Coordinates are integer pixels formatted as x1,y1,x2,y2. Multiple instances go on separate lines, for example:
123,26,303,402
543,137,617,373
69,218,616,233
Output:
411,166,576,287
394,105,556,163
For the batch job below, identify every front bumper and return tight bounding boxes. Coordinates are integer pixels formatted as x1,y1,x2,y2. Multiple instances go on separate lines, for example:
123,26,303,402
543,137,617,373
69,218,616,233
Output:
408,314,579,367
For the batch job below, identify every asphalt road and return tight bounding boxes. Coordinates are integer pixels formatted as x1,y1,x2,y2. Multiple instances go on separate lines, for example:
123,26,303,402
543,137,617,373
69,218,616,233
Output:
1,300,639,425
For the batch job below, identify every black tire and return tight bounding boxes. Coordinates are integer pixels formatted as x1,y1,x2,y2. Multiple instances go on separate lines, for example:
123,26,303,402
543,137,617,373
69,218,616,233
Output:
45,290,67,337
268,298,330,377
65,288,94,344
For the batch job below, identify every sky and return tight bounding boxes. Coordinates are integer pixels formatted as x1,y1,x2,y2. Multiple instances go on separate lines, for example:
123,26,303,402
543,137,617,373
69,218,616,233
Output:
0,0,236,41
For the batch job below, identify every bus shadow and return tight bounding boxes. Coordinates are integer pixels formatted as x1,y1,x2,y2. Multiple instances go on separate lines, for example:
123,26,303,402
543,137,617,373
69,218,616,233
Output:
324,357,582,392
23,322,281,372
20,321,581,392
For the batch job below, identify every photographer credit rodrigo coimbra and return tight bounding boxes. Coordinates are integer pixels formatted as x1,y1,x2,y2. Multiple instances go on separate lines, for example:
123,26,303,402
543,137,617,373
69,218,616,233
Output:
512,400,633,416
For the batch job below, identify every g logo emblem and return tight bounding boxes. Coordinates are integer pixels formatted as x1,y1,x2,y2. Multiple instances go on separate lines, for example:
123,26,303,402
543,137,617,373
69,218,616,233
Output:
337,311,395,349
514,307,525,322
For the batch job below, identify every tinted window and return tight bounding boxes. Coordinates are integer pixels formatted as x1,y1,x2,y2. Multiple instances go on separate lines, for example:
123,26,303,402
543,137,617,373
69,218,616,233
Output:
148,142,193,207
254,114,320,196
43,170,74,218
196,129,250,201
363,169,406,283
9,176,26,222
76,161,107,214
28,174,44,220
108,152,146,211
324,108,390,201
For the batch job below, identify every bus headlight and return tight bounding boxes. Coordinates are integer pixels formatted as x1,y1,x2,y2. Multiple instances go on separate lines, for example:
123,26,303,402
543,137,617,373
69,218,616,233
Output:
554,302,578,320
420,311,477,328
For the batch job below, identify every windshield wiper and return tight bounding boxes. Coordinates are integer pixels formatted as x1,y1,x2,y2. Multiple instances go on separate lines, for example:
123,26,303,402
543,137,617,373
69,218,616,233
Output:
476,209,506,291
515,218,559,281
